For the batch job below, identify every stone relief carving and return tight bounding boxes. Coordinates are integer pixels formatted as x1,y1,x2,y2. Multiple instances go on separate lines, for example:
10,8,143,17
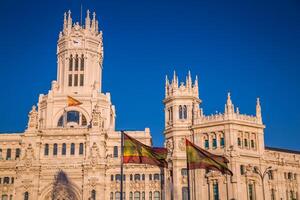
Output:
22,144,36,167
91,103,104,129
178,138,186,151
166,138,174,157
89,142,100,166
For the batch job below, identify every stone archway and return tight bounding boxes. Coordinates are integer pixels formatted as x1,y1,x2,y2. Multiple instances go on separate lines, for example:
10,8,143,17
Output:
41,171,81,200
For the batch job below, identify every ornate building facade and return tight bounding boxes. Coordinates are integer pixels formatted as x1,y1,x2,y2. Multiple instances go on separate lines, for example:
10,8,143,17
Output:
0,10,299,200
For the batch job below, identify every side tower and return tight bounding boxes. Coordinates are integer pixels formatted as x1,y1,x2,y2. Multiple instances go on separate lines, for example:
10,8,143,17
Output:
163,71,201,199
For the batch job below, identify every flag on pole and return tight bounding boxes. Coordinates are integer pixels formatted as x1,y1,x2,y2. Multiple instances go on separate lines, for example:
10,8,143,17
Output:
123,132,168,168
186,139,233,175
67,96,82,107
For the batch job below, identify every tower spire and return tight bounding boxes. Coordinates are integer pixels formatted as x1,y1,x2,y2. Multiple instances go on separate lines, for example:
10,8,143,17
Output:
91,12,96,32
225,92,234,114
63,12,67,32
85,10,91,30
67,10,72,32
256,97,262,122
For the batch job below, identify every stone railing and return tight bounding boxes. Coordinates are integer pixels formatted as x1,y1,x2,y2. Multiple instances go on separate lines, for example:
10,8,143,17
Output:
194,113,261,125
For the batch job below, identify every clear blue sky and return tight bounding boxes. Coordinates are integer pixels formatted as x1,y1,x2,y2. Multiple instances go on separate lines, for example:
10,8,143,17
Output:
0,0,299,150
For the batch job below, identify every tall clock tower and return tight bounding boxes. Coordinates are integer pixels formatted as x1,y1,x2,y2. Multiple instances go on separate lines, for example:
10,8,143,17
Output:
57,10,103,94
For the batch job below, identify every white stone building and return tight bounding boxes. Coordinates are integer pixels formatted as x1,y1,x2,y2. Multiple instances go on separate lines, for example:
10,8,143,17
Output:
0,10,299,200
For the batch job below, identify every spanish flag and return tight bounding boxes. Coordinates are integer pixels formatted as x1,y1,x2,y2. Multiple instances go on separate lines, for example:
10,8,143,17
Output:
123,132,168,168
186,139,233,175
67,96,82,107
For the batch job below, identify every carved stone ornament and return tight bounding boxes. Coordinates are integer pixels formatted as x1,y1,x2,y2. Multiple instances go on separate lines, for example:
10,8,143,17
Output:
90,142,100,166
178,138,186,151
166,138,174,157
27,105,38,130
22,144,35,167
91,103,104,129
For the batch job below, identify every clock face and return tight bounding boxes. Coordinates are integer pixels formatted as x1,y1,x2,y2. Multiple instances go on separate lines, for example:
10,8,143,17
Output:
72,39,81,46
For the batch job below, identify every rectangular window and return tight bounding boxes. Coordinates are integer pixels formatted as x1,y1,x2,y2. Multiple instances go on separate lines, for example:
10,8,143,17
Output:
181,168,188,176
80,74,84,86
68,74,72,86
251,140,255,148
220,138,225,147
244,139,248,147
74,74,78,86
6,149,11,160
15,148,21,159
213,183,219,200
238,138,241,146
248,184,255,200
205,139,209,149
113,146,118,158
212,138,217,148
182,187,188,200
44,144,49,156
240,165,245,175
79,143,84,155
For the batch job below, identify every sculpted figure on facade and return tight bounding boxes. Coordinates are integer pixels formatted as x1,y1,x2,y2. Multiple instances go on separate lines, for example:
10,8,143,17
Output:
27,105,38,130
91,103,104,129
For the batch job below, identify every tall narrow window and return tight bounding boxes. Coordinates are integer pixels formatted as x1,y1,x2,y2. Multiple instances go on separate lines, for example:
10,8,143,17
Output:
237,138,241,146
74,74,78,86
91,190,96,200
251,140,255,148
24,192,29,200
244,139,248,147
212,138,217,148
142,192,145,200
0,149,2,160
179,105,183,119
53,143,58,156
6,149,11,160
62,143,66,155
110,192,113,200
79,143,84,155
240,165,245,175
204,139,209,149
44,144,49,156
220,137,225,147
142,174,145,180
130,192,133,200
80,74,84,86
149,174,152,181
113,146,118,158
248,184,255,200
15,148,21,159
134,192,140,200
115,192,121,200
69,55,73,71
75,55,79,71
183,105,187,119
149,192,152,200
182,187,188,200
70,143,75,155
271,189,276,200
213,183,219,200
68,74,72,86
80,54,84,71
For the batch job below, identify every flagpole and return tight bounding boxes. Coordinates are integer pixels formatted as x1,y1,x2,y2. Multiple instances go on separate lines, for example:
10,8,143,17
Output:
186,146,191,200
160,167,164,200
120,130,124,200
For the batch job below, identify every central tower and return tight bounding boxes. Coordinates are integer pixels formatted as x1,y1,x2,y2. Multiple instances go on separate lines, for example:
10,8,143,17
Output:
57,10,103,94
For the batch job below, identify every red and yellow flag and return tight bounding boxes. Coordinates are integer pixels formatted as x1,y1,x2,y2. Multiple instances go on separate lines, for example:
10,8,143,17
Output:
123,133,168,168
186,139,233,175
67,96,82,107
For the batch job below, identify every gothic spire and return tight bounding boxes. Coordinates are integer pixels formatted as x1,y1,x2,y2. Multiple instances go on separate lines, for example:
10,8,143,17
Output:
85,10,91,30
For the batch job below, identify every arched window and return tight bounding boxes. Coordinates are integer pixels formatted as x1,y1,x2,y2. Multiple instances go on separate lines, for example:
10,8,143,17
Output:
271,188,276,200
248,184,255,200
75,54,79,71
111,175,114,181
24,191,29,200
3,177,9,184
11,177,14,184
57,111,87,127
113,146,118,158
53,143,58,156
149,192,152,200
142,174,145,180
142,192,145,200
62,143,66,155
240,165,245,175
220,137,225,147
213,183,219,200
44,144,49,156
179,105,183,119
6,149,11,160
153,174,160,181
70,143,75,155
116,174,122,181
80,54,84,71
115,192,121,200
244,139,248,147
110,192,113,200
91,190,96,200
16,148,21,159
149,174,152,181
204,138,209,149
154,191,160,200
134,192,140,200
183,105,187,119
69,55,73,71
79,143,84,155
129,192,133,200
134,174,140,181
212,137,217,148
0,149,2,160
251,140,255,148
130,174,133,181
